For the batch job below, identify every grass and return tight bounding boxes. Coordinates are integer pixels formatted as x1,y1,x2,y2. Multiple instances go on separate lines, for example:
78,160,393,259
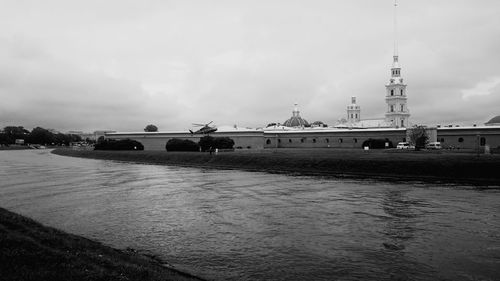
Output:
52,148,500,186
0,207,205,281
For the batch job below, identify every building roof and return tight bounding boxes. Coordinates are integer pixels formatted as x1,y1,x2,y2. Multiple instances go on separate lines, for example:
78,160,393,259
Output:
485,115,500,125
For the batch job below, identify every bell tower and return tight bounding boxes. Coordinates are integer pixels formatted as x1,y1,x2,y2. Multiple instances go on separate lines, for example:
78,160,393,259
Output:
385,0,410,128
347,96,361,124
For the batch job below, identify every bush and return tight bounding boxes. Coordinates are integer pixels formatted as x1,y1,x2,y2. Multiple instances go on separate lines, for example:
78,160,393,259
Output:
361,138,393,149
165,138,199,151
94,139,144,150
198,136,235,151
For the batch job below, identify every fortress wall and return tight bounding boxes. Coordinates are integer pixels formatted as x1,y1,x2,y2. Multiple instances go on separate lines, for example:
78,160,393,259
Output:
105,126,500,151
437,127,500,149
263,129,407,149
105,131,264,150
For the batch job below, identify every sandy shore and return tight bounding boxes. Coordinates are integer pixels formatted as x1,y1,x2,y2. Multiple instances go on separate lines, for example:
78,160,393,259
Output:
52,148,500,186
0,207,206,281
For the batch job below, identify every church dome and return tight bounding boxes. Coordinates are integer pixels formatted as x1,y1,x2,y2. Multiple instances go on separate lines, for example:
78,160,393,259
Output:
283,103,309,127
485,115,500,126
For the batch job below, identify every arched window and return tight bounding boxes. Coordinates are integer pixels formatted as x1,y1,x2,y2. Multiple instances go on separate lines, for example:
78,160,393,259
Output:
391,89,394,96
458,137,464,143
266,139,271,145
390,105,394,112
400,89,403,95
480,137,486,146
400,104,404,112
355,113,358,118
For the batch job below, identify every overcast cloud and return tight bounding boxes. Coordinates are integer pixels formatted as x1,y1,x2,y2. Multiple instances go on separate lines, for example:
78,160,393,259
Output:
1,0,499,132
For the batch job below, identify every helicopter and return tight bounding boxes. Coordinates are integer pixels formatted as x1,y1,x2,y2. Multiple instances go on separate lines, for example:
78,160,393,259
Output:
189,121,217,135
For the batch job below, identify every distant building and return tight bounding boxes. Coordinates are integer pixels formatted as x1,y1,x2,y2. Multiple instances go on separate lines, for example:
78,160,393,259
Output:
485,116,500,126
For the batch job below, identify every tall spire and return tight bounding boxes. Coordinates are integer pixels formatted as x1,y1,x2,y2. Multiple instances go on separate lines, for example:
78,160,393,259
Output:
391,0,400,75
393,0,398,58
385,0,409,128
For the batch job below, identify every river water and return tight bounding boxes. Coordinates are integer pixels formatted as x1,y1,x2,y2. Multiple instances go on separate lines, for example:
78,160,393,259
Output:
0,150,499,280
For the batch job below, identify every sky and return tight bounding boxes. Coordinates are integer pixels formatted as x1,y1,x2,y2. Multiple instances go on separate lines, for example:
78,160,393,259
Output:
1,0,499,132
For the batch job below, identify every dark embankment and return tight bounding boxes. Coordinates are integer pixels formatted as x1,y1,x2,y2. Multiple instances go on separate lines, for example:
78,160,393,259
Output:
52,148,500,186
0,207,205,281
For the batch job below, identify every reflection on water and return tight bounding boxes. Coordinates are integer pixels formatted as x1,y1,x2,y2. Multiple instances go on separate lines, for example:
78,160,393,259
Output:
1,150,499,280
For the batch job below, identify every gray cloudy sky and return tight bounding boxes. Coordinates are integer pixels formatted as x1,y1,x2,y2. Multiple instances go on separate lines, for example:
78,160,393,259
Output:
1,0,499,132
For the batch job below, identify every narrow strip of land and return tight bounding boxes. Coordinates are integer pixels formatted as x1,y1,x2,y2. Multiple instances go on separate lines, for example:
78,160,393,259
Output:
0,207,205,281
52,148,500,186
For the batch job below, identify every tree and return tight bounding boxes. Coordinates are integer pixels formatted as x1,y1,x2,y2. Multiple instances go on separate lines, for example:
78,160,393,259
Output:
198,136,235,151
212,137,235,149
408,125,429,150
165,138,199,151
94,139,144,150
27,127,55,145
198,136,214,152
144,124,158,132
2,126,30,144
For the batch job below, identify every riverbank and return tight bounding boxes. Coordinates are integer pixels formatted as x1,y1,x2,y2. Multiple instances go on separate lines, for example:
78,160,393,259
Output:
0,207,205,281
52,148,500,186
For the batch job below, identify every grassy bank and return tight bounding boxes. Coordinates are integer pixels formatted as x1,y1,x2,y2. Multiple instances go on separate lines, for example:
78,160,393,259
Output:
0,207,205,281
52,148,500,186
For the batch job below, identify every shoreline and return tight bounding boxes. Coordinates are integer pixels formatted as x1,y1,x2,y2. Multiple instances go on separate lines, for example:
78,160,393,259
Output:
0,207,206,281
52,148,500,186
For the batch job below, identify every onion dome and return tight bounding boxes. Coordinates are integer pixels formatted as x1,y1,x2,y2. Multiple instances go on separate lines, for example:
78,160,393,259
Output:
485,115,500,126
283,103,309,127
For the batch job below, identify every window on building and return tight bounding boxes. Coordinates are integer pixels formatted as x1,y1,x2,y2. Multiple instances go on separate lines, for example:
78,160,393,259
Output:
403,138,406,142
289,139,292,143
458,137,464,143
400,104,404,112
400,89,403,95
325,138,329,143
401,120,404,127
278,139,281,143
480,137,486,146
339,138,343,143
313,139,316,143
390,105,394,112
355,113,358,118
354,138,358,143
391,89,394,96
266,139,271,145
440,138,445,143
351,114,353,118
301,138,304,143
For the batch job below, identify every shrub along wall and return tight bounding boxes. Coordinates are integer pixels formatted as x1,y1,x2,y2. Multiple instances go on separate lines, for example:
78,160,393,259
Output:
165,139,200,151
94,139,144,150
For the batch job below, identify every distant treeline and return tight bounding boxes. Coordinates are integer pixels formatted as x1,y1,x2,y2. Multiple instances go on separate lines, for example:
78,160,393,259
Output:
0,126,83,146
